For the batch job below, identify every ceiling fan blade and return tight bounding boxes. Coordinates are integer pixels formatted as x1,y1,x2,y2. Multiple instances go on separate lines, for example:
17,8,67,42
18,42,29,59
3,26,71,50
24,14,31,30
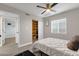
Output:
51,3,58,8
37,5,47,9
41,10,46,14
46,3,50,8
51,9,56,12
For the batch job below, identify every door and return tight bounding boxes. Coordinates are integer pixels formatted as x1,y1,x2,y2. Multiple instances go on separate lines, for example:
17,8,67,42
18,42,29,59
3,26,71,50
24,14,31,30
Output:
15,17,20,45
38,21,43,39
0,17,5,46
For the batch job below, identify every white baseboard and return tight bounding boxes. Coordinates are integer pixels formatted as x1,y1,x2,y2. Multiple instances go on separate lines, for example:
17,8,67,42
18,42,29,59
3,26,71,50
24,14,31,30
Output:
18,42,32,47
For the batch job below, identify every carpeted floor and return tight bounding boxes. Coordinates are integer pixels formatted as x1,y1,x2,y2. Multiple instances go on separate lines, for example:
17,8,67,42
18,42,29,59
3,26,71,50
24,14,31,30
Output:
0,37,32,56
0,37,48,56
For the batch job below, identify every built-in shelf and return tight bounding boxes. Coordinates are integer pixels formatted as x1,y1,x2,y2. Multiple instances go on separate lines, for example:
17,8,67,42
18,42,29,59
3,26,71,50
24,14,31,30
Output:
32,20,38,43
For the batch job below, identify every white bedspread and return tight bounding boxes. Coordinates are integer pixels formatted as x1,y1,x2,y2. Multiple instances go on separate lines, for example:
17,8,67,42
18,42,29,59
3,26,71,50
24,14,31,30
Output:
32,38,79,56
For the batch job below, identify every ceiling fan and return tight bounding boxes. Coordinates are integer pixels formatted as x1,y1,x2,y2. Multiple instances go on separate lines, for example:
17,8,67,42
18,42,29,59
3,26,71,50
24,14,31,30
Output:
37,3,58,14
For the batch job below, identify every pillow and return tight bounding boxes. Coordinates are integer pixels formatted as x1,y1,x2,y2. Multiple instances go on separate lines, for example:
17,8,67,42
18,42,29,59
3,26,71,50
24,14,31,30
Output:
67,35,79,51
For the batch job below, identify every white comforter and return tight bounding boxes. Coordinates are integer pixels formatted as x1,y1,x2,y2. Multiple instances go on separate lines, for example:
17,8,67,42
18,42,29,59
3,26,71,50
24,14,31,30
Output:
32,38,79,56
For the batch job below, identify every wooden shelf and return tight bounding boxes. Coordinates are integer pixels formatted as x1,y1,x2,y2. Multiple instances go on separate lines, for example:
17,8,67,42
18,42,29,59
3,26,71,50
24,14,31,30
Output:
32,20,38,43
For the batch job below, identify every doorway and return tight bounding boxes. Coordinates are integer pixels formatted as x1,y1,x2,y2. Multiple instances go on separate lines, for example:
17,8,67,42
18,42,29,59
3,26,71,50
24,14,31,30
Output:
0,16,20,47
32,20,38,43
5,18,17,45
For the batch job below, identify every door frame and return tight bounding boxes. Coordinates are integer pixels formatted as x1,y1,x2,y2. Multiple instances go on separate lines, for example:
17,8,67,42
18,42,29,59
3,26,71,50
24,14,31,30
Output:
0,16,20,47
0,17,4,46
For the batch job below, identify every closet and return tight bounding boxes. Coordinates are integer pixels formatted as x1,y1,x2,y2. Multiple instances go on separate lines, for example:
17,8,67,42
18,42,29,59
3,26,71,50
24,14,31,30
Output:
32,20,38,43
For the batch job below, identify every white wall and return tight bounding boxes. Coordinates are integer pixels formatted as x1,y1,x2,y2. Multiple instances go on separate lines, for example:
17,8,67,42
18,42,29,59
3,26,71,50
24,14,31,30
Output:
0,4,43,46
43,8,79,40
20,15,43,45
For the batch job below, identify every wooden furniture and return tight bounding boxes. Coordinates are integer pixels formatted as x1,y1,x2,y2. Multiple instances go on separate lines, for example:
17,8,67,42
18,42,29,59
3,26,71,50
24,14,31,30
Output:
32,20,38,43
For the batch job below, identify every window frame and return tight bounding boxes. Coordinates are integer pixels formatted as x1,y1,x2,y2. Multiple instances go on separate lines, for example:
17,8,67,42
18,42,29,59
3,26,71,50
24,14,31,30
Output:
50,18,67,34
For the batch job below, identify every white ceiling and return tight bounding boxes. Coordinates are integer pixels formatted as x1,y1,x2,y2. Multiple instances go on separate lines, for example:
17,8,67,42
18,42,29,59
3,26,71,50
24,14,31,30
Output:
0,11,19,18
4,3,79,18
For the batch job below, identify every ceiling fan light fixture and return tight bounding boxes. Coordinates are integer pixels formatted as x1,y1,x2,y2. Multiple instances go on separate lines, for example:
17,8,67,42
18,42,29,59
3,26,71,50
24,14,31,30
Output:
46,9,50,12
37,3,58,14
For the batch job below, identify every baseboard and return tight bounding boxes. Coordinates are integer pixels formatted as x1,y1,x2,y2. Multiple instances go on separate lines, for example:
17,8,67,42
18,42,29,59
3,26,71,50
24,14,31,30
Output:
18,42,32,47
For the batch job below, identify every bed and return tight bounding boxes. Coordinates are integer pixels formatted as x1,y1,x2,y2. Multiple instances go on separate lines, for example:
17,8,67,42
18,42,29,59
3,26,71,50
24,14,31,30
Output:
32,38,79,56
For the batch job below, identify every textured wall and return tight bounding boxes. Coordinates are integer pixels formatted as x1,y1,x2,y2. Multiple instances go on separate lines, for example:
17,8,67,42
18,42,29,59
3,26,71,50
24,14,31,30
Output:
43,8,79,40
0,4,43,46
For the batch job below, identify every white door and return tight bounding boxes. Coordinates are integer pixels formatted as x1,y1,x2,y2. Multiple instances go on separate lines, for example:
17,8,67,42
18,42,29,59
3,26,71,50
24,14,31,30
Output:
0,17,5,46
15,17,20,46
0,17,2,46
38,21,43,40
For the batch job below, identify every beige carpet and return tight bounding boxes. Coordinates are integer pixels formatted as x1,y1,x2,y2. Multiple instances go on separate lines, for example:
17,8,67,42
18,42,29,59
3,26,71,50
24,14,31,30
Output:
0,37,32,56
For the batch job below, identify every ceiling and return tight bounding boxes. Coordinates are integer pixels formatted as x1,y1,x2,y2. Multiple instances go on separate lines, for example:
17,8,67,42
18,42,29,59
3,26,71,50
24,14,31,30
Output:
4,3,79,18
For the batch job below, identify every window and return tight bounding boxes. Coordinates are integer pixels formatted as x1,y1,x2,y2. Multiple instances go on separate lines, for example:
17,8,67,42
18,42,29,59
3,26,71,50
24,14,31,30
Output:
51,18,67,34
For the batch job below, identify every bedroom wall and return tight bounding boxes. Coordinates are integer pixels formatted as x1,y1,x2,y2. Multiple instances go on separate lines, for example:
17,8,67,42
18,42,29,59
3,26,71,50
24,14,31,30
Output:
20,15,43,45
43,8,79,40
0,4,43,46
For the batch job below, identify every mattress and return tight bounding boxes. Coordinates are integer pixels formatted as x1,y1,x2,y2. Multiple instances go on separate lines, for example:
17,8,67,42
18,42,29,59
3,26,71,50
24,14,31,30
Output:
32,38,79,56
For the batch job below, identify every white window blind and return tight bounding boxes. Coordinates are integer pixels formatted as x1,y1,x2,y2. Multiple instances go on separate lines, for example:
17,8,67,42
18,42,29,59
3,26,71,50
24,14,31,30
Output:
51,18,67,34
